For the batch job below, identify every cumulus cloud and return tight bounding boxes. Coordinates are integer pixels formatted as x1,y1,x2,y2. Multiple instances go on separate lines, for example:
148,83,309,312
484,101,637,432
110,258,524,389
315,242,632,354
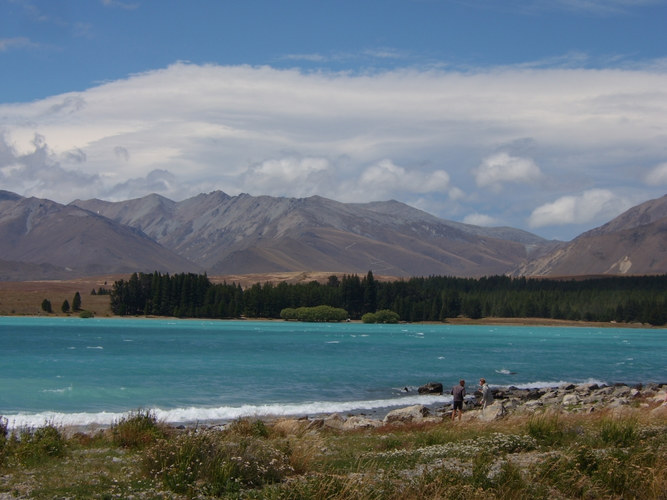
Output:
0,62,666,239
473,153,544,192
104,169,176,200
62,148,87,163
644,162,667,185
0,133,100,201
241,156,333,198
353,160,450,201
528,189,631,228
114,146,130,162
463,213,499,227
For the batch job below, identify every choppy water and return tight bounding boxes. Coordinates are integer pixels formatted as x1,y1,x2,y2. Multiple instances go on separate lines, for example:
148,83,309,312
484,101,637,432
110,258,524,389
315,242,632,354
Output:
1,317,664,429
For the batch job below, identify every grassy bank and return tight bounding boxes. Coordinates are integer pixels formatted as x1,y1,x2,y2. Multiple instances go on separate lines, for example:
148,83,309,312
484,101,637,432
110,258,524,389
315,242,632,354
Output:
2,405,665,499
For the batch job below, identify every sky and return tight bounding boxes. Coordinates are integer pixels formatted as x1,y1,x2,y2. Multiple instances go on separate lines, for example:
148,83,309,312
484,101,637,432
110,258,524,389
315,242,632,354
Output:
1,0,666,241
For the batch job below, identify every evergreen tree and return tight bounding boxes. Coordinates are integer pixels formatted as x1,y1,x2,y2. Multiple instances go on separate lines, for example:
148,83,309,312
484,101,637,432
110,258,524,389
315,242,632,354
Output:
362,271,377,314
41,298,52,313
61,299,70,313
72,292,82,311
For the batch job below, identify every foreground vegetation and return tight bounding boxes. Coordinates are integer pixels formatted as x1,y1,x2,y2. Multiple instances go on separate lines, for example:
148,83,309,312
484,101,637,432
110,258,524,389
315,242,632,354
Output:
110,271,667,325
1,406,665,499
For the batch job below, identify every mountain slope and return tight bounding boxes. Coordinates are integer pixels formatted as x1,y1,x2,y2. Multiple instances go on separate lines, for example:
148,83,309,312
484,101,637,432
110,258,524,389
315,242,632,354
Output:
0,191,199,280
512,194,667,276
73,192,549,277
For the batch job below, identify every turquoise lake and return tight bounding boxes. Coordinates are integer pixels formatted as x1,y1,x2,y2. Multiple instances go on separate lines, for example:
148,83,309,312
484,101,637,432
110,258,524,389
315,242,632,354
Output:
1,317,664,428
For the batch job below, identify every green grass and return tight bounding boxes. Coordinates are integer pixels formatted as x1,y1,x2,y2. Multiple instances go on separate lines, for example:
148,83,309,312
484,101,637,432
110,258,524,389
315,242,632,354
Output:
0,409,665,499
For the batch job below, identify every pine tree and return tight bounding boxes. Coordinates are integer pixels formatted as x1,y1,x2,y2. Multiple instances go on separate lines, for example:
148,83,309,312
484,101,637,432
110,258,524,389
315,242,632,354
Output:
41,299,52,313
72,292,82,311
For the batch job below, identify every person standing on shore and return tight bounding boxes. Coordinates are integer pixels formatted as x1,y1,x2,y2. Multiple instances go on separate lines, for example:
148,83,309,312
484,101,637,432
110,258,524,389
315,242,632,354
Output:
479,378,493,410
451,379,466,421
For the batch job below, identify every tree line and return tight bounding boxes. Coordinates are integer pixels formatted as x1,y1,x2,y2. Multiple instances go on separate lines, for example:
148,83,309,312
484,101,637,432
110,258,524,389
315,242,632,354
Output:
109,271,667,325
41,292,82,314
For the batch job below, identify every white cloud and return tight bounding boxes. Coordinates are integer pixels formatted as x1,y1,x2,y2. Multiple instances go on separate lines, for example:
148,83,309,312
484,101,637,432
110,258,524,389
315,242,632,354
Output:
0,37,37,52
552,0,662,14
0,62,666,239
101,0,139,10
105,169,176,200
353,160,450,200
463,213,499,226
528,189,631,227
114,146,130,162
0,133,101,201
644,162,667,185
469,0,664,15
241,156,332,198
473,153,544,192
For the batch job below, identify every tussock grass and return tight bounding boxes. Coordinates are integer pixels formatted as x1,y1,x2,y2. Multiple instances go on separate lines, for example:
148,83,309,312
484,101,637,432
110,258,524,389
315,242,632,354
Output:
110,408,167,449
0,409,665,499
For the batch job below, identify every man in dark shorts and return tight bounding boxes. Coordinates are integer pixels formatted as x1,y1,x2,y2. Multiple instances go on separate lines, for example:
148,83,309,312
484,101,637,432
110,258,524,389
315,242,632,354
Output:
451,379,466,421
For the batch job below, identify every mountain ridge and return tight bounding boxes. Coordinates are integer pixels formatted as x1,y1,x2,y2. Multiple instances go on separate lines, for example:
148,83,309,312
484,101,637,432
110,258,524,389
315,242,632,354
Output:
0,189,665,280
72,191,545,277
512,195,667,276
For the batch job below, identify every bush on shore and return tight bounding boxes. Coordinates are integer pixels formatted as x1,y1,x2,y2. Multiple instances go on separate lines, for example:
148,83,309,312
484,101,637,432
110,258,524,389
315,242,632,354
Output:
0,406,665,499
280,305,349,322
361,309,400,323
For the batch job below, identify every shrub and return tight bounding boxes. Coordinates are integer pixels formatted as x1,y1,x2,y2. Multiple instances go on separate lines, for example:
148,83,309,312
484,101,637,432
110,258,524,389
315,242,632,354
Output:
598,416,637,447
526,413,566,446
78,310,94,318
362,309,400,323
143,428,294,496
0,416,7,466
227,418,270,438
280,307,298,320
111,409,165,449
12,425,67,465
280,305,348,322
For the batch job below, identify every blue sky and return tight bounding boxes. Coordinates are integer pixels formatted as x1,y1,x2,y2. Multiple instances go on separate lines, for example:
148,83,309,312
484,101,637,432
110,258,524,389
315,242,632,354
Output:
1,0,666,241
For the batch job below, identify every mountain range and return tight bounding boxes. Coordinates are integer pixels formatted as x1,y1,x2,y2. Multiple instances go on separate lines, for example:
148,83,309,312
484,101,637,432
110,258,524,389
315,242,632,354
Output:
0,189,665,281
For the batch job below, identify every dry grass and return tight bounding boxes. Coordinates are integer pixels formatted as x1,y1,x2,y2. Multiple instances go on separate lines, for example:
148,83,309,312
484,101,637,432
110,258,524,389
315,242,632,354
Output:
0,275,120,316
1,407,665,499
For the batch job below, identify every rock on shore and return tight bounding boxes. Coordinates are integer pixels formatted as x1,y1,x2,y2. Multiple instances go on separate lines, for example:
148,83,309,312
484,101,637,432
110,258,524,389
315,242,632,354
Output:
297,382,667,430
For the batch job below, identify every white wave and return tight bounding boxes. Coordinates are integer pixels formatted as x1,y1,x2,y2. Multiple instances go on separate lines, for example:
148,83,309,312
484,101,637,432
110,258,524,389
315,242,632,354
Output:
508,378,607,390
3,394,454,430
495,368,514,375
86,346,104,350
41,386,72,394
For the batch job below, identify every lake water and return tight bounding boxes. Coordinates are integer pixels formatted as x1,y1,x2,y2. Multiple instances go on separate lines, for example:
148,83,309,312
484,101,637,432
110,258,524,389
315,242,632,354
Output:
1,317,665,429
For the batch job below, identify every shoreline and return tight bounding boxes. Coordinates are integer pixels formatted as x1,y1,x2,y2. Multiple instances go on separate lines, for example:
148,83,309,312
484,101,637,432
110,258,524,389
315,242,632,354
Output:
3,388,665,498
7,381,666,436
1,313,663,329
1,273,665,328
171,380,667,433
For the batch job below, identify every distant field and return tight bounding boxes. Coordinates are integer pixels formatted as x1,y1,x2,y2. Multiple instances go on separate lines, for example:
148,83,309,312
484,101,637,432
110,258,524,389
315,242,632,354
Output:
0,272,382,317
0,275,122,316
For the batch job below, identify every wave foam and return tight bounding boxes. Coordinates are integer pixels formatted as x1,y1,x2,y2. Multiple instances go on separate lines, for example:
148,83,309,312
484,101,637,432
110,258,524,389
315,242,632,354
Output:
507,378,607,389
3,394,453,430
